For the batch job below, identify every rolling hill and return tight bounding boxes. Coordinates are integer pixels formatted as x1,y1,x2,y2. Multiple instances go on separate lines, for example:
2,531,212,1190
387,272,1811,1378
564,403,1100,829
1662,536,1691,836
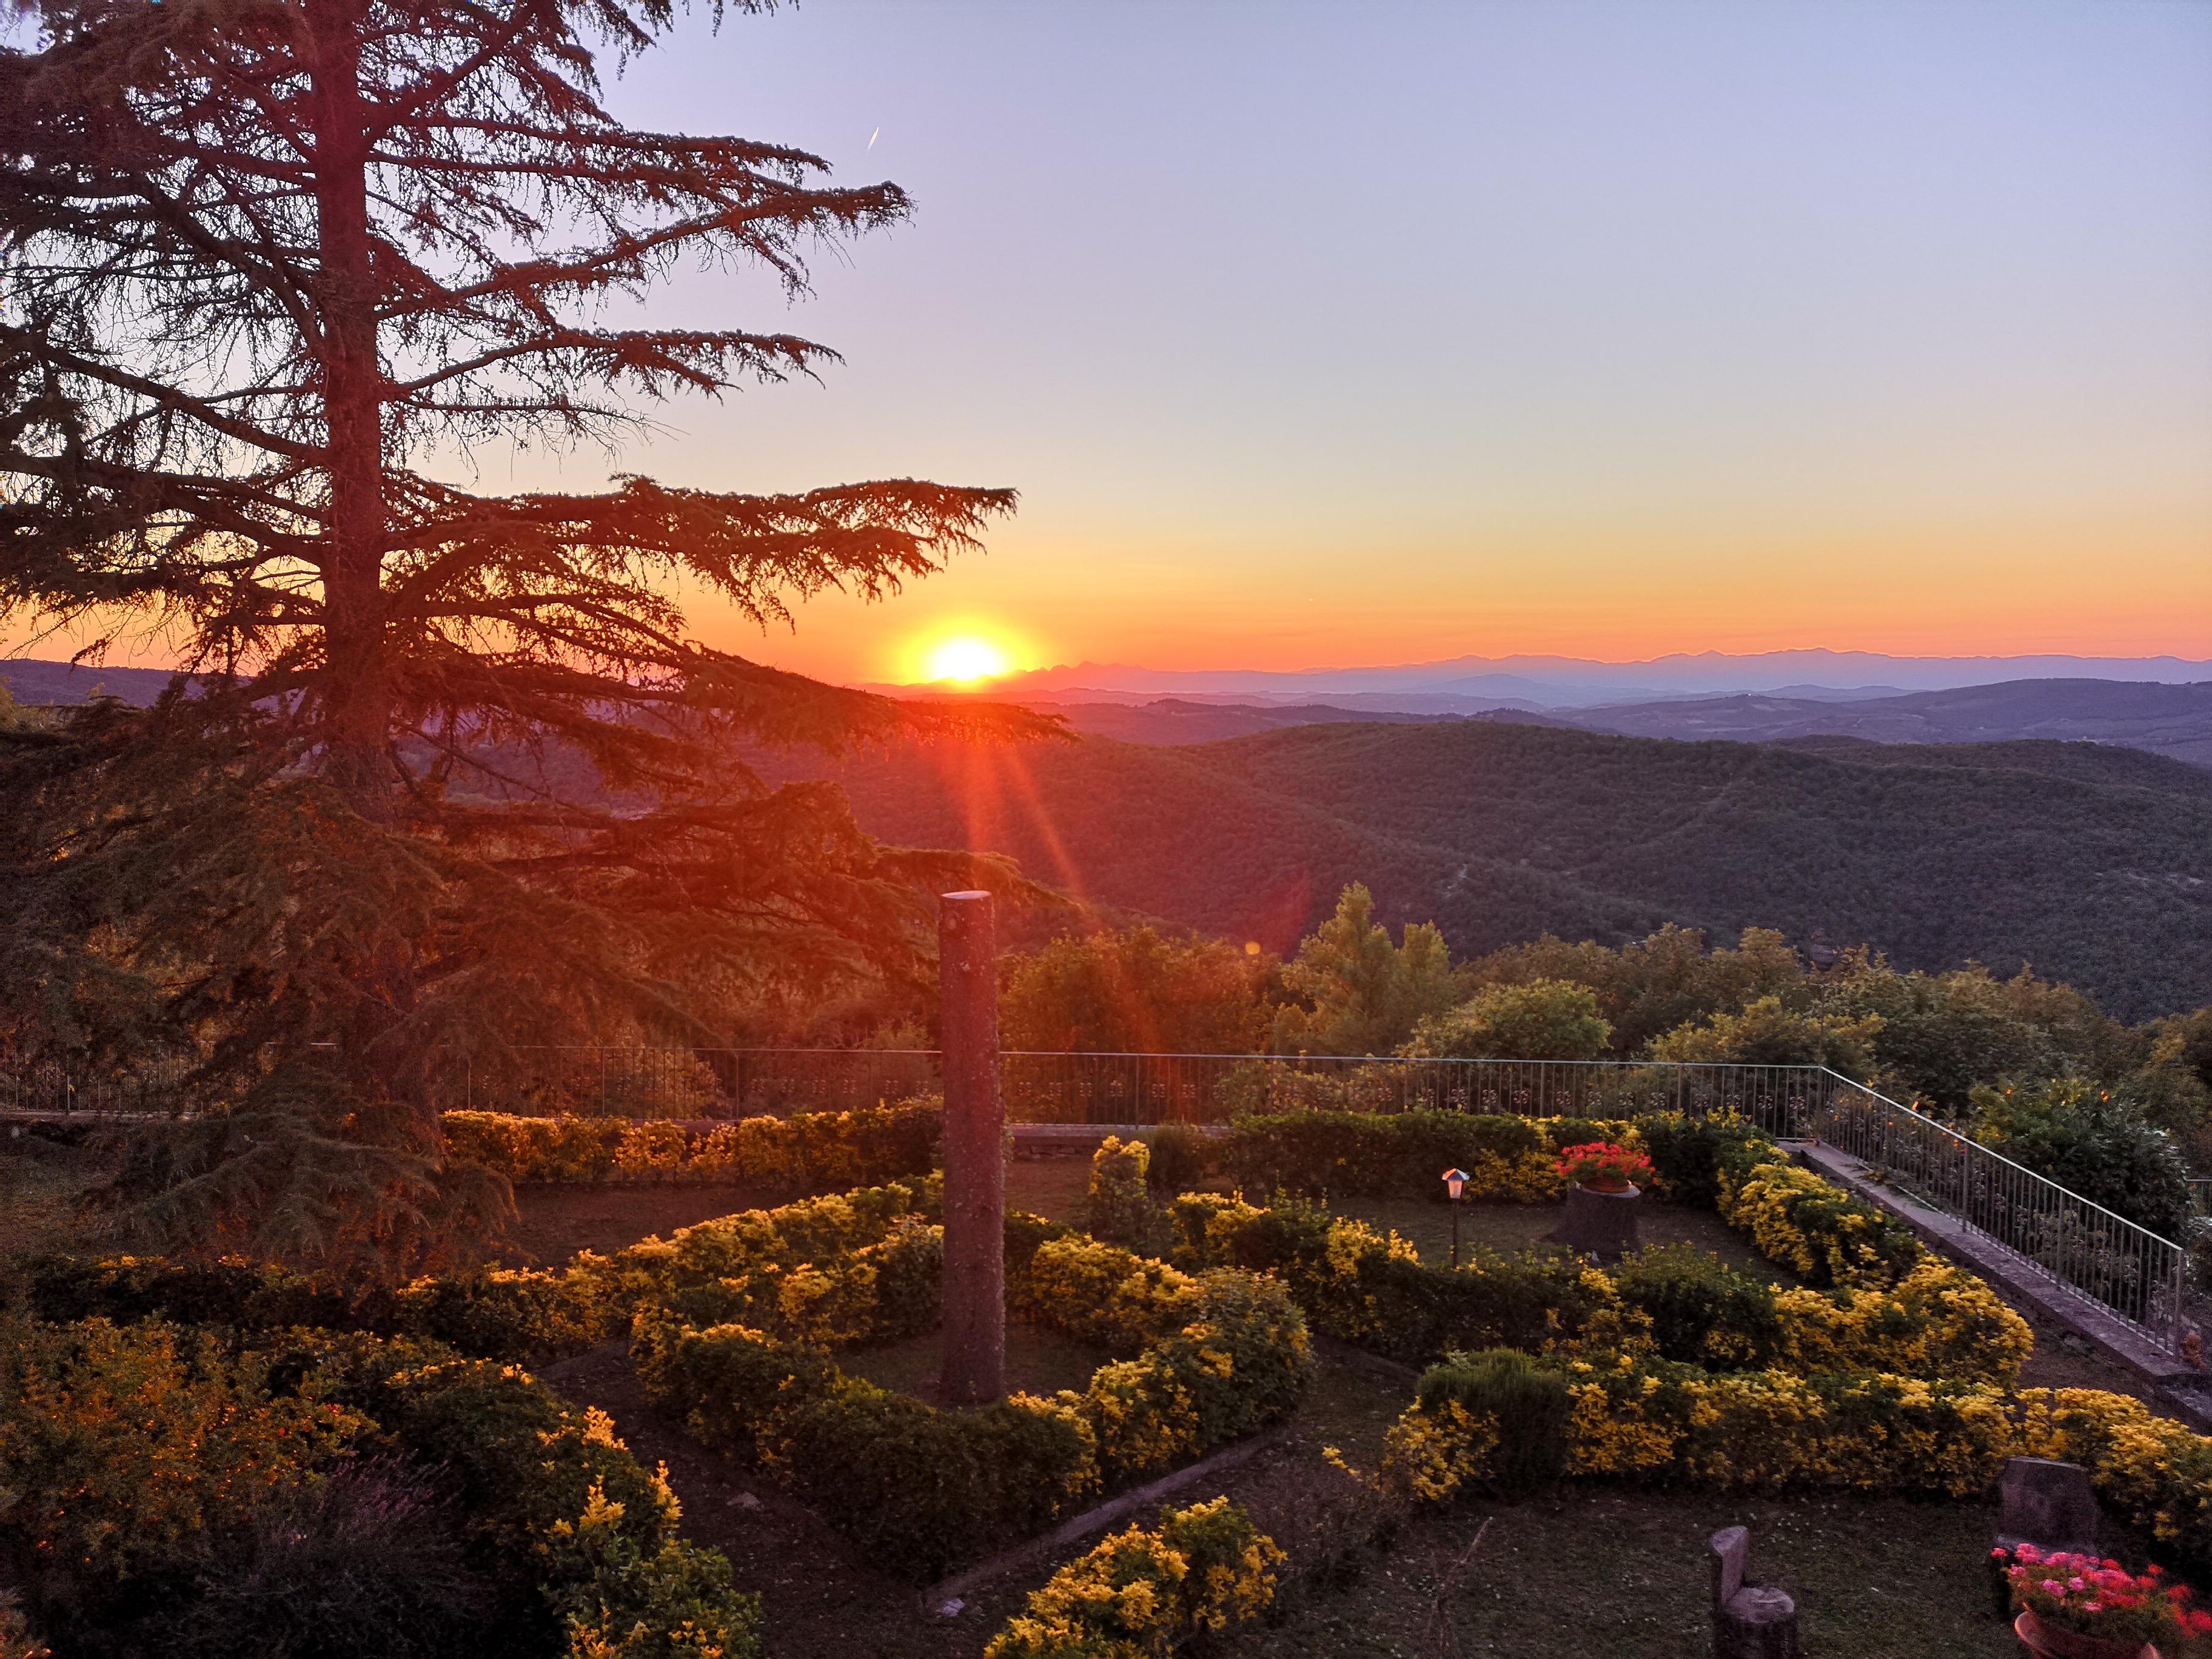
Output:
1566,679,2212,768
753,722,2212,1019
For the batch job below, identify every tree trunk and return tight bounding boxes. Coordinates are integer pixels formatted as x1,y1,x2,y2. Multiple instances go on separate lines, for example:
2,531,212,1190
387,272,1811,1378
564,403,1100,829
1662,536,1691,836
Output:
938,890,1005,1406
306,0,392,816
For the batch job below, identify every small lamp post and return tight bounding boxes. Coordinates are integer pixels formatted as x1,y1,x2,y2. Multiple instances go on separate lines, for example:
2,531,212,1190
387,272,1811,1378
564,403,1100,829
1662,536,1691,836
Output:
1442,1167,1469,1269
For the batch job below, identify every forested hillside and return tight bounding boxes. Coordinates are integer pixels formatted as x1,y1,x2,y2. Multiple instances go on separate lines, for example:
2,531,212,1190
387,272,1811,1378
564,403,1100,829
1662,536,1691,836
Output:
1570,677,2212,766
754,723,2212,1019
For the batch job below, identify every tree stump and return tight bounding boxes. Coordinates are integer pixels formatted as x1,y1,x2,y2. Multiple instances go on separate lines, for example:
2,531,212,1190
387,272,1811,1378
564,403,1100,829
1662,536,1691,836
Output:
938,890,1004,1406
1558,1182,1641,1259
1711,1526,1801,1659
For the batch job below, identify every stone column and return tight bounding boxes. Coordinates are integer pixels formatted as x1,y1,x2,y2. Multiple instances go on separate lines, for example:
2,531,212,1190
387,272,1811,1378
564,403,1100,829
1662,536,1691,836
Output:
937,890,1004,1406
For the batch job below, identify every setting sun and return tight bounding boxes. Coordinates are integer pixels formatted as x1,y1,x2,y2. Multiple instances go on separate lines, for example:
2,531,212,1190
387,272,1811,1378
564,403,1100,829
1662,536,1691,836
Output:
920,634,1013,685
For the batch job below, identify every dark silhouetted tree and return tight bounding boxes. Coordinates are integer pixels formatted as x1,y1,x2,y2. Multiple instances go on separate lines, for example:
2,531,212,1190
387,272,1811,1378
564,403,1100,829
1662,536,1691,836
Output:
0,0,1036,1266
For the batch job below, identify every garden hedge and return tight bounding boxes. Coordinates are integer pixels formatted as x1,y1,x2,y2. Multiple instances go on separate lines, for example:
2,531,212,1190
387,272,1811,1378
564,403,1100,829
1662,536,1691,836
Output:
441,1098,939,1188
1165,1190,2031,1382
1227,1114,2212,1586
0,1314,759,1659
11,1252,611,1366
607,1179,1315,1578
982,1496,1284,1659
1379,1353,2212,1581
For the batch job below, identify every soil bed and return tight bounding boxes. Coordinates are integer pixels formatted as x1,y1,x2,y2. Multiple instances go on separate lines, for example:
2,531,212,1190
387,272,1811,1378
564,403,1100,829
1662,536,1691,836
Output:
841,1322,1114,1405
1338,1193,1788,1279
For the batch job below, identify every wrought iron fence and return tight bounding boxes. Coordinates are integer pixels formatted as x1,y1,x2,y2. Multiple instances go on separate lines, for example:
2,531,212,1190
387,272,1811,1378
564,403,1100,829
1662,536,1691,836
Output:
429,1045,1829,1134
1807,1074,2190,1356
7,1039,2193,1352
0,1055,190,1117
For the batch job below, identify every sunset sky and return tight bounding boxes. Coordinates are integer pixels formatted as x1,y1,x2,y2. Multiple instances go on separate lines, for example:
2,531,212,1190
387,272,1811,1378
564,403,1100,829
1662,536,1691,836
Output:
47,1,2212,686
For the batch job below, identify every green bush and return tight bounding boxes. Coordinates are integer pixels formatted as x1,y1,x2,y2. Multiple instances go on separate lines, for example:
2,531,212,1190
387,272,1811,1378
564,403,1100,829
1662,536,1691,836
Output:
1403,978,1614,1061
1413,1350,1573,1498
440,1098,940,1189
1082,1136,1163,1251
1972,1079,2196,1242
622,1192,1313,1579
11,1255,609,1366
1221,1110,1552,1201
165,1460,492,1659
1171,1195,1604,1365
1142,1123,1214,1195
1634,1112,1770,1207
1609,1245,1779,1366
0,1317,760,1659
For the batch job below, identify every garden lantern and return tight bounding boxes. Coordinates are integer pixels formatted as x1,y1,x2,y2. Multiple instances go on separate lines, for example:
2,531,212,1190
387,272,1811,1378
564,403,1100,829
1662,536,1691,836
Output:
1443,1167,1469,1267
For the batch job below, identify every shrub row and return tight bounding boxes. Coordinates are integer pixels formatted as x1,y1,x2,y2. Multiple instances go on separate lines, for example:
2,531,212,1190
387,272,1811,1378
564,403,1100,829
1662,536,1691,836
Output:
1219,1110,1649,1204
1713,1148,1923,1289
1164,1191,2030,1382
12,1253,609,1367
1378,1352,2212,1580
982,1496,1284,1659
441,1098,940,1188
615,1182,1313,1578
0,1314,760,1659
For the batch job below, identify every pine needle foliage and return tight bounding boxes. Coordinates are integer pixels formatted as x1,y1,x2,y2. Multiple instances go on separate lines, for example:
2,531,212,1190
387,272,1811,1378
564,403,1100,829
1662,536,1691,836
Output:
0,0,1041,1269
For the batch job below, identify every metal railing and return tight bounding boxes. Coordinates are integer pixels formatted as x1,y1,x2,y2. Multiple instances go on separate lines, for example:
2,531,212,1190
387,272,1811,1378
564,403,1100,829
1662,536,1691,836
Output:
0,1056,190,1117
1808,1073,2190,1356
429,1045,1831,1135
10,1040,2189,1355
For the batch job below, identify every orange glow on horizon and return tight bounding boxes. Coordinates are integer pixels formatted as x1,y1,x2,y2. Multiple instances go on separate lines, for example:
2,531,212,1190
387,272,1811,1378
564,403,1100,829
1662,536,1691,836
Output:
900,621,1034,686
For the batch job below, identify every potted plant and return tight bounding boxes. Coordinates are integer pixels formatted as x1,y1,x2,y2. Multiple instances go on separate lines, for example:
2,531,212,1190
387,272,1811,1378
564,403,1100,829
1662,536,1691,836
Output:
1997,1544,2212,1659
1552,1142,1652,1195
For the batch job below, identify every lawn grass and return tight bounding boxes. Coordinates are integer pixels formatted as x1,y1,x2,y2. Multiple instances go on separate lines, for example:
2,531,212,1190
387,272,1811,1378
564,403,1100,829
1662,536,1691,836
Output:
1338,1192,1788,1279
840,1320,1114,1404
1215,1483,2022,1659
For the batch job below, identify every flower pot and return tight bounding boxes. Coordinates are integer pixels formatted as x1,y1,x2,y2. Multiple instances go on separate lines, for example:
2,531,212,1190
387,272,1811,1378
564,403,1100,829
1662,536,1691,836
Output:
1580,1176,1632,1194
2014,1609,2157,1659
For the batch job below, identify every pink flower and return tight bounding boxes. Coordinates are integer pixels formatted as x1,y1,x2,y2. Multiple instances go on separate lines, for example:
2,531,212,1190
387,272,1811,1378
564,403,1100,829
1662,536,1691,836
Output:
2043,1580,2065,1597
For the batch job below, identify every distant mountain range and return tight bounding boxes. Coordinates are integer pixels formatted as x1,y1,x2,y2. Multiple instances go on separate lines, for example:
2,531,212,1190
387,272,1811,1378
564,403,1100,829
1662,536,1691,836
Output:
1036,677,2212,768
747,720,2212,1019
905,649,2212,711
10,653,2209,1014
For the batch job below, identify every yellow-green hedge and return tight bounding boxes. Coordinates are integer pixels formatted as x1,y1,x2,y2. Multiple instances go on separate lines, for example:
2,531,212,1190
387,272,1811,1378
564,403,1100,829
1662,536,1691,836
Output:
1379,1358,2212,1578
615,1184,1314,1578
983,1496,1284,1659
1167,1190,2031,1384
441,1099,938,1188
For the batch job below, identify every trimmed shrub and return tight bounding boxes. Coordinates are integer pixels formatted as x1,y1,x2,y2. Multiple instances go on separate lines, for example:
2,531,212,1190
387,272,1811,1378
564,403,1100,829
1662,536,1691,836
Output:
0,1315,364,1582
1082,1136,1164,1252
1609,1245,1780,1367
622,1191,1312,1578
1221,1110,1617,1204
1142,1123,1214,1196
1384,1353,2017,1505
1412,1350,1573,1498
1715,1152,1922,1289
10,1254,610,1367
984,1497,1284,1659
1633,1112,1771,1207
1380,1359,2212,1584
440,1098,940,1190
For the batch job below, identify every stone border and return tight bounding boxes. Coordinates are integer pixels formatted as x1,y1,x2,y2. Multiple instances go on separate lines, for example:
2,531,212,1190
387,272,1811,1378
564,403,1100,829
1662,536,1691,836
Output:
919,1426,1289,1615
1794,1141,2212,1430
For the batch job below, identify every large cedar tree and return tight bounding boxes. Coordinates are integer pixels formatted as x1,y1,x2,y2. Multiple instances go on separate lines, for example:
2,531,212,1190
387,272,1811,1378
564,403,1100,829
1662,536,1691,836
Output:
0,0,1033,1264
